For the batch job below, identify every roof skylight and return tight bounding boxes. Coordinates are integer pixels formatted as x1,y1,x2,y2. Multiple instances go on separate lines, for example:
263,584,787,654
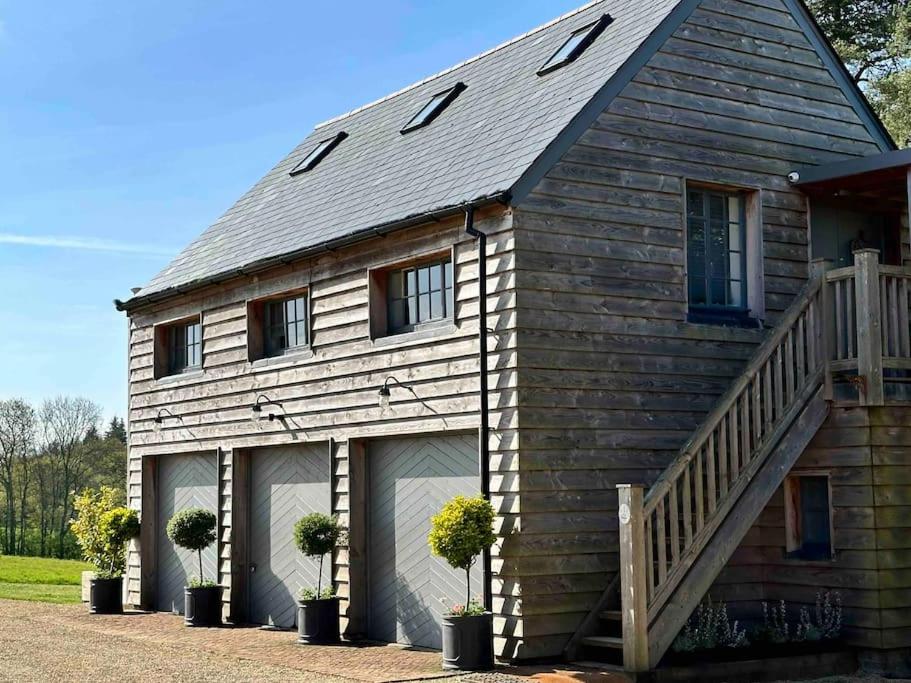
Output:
289,132,348,176
401,83,467,134
538,14,613,76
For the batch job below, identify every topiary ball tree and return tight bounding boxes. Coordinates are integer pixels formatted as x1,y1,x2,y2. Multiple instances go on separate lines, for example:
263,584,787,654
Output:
428,495,496,610
293,513,343,599
166,508,217,584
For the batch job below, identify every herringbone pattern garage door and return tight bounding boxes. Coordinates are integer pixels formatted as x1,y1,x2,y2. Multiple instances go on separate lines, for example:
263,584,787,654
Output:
249,444,331,628
368,434,480,650
156,453,218,614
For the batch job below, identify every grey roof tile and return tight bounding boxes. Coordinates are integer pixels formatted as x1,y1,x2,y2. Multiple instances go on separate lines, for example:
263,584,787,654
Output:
135,0,680,300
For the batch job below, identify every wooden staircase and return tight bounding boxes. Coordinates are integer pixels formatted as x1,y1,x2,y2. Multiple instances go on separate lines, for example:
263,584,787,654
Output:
563,251,911,671
614,267,833,671
563,264,836,673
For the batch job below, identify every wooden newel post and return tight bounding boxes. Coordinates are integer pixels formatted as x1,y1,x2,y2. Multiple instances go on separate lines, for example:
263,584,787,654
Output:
810,258,834,398
854,249,884,406
617,483,649,672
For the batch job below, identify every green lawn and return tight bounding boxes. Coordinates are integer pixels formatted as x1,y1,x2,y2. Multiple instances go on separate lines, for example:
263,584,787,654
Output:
0,555,92,604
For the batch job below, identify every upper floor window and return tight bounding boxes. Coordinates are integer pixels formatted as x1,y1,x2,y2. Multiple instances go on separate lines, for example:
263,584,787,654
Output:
687,188,749,324
785,475,833,561
155,316,202,378
387,258,454,334
264,294,309,357
247,290,310,361
369,251,456,340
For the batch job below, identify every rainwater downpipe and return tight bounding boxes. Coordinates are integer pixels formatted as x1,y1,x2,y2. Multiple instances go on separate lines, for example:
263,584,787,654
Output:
464,206,493,614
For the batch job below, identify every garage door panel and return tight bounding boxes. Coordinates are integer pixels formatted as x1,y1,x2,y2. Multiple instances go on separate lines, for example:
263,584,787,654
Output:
156,453,218,614
249,444,331,629
368,434,481,650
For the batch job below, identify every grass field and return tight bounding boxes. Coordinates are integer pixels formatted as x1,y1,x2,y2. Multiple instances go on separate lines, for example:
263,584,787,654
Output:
0,555,92,604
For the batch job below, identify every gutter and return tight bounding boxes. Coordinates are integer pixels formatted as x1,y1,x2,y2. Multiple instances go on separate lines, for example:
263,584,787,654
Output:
464,206,494,614
114,192,510,313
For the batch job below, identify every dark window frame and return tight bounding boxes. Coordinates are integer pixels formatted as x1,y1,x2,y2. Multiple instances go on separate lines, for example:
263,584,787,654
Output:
686,186,751,326
262,293,310,358
537,14,614,76
289,131,348,176
246,289,311,362
384,256,455,335
785,474,835,562
401,82,467,134
156,316,203,378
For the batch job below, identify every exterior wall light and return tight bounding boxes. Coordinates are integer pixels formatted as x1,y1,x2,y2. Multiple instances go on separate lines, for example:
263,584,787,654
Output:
252,394,282,421
378,376,415,408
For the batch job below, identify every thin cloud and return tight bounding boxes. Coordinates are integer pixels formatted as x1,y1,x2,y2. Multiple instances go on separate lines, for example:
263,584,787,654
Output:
0,233,177,256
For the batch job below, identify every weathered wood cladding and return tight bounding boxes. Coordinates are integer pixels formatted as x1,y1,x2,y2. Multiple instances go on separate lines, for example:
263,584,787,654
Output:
509,0,883,657
714,405,911,651
125,207,523,654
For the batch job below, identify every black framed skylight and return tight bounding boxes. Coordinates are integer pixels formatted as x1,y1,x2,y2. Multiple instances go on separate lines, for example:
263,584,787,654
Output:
289,131,348,176
401,82,467,134
538,14,613,76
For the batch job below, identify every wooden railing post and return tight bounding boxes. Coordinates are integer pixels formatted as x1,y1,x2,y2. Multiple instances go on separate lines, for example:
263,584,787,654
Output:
854,248,884,405
810,258,834,399
618,484,649,672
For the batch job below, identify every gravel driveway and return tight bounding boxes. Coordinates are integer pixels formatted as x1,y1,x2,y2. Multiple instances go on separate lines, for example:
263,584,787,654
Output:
0,599,450,682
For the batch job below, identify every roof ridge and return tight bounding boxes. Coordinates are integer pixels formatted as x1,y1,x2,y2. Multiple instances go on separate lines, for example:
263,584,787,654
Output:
314,0,604,129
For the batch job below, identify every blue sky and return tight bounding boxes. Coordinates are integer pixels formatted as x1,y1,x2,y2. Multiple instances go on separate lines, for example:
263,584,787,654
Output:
0,0,581,421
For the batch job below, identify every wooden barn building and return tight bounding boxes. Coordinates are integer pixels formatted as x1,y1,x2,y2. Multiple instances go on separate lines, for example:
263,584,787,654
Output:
116,0,911,675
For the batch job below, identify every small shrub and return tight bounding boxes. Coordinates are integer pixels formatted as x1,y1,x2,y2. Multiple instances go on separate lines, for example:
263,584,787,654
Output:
166,508,216,585
796,590,842,642
753,600,790,645
299,586,336,601
672,598,749,653
428,495,496,615
70,487,139,579
446,599,486,617
293,513,344,600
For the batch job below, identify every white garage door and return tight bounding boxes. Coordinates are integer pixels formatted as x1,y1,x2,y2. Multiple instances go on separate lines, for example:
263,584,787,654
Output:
368,434,481,650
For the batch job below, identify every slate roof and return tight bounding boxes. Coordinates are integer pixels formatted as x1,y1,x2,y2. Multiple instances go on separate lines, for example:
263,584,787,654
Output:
125,0,681,306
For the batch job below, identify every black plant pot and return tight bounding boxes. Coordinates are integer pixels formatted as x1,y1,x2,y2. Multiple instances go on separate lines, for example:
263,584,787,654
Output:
89,577,123,615
297,597,340,645
184,586,223,627
442,613,494,671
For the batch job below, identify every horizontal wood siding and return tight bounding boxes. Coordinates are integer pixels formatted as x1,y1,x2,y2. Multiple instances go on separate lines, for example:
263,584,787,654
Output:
714,405,911,652
510,0,882,658
126,208,522,656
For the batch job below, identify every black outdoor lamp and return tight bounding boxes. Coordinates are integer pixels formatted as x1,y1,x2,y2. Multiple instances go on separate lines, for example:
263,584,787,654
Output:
377,376,415,408
252,394,283,421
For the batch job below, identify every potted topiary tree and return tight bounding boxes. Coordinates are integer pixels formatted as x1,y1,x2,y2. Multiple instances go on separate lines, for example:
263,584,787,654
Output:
429,494,496,672
70,486,140,615
293,512,344,644
165,507,221,627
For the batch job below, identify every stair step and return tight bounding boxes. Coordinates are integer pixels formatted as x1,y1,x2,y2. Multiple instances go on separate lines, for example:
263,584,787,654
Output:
581,636,623,650
599,609,622,621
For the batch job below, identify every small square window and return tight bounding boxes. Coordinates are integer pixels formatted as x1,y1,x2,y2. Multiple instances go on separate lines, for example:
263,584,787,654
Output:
537,14,613,76
155,316,202,378
248,291,310,361
370,253,455,339
785,475,833,561
289,132,347,175
401,83,466,134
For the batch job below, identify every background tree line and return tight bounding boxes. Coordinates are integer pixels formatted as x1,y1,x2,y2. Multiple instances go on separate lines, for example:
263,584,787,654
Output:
808,0,911,145
0,397,126,559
